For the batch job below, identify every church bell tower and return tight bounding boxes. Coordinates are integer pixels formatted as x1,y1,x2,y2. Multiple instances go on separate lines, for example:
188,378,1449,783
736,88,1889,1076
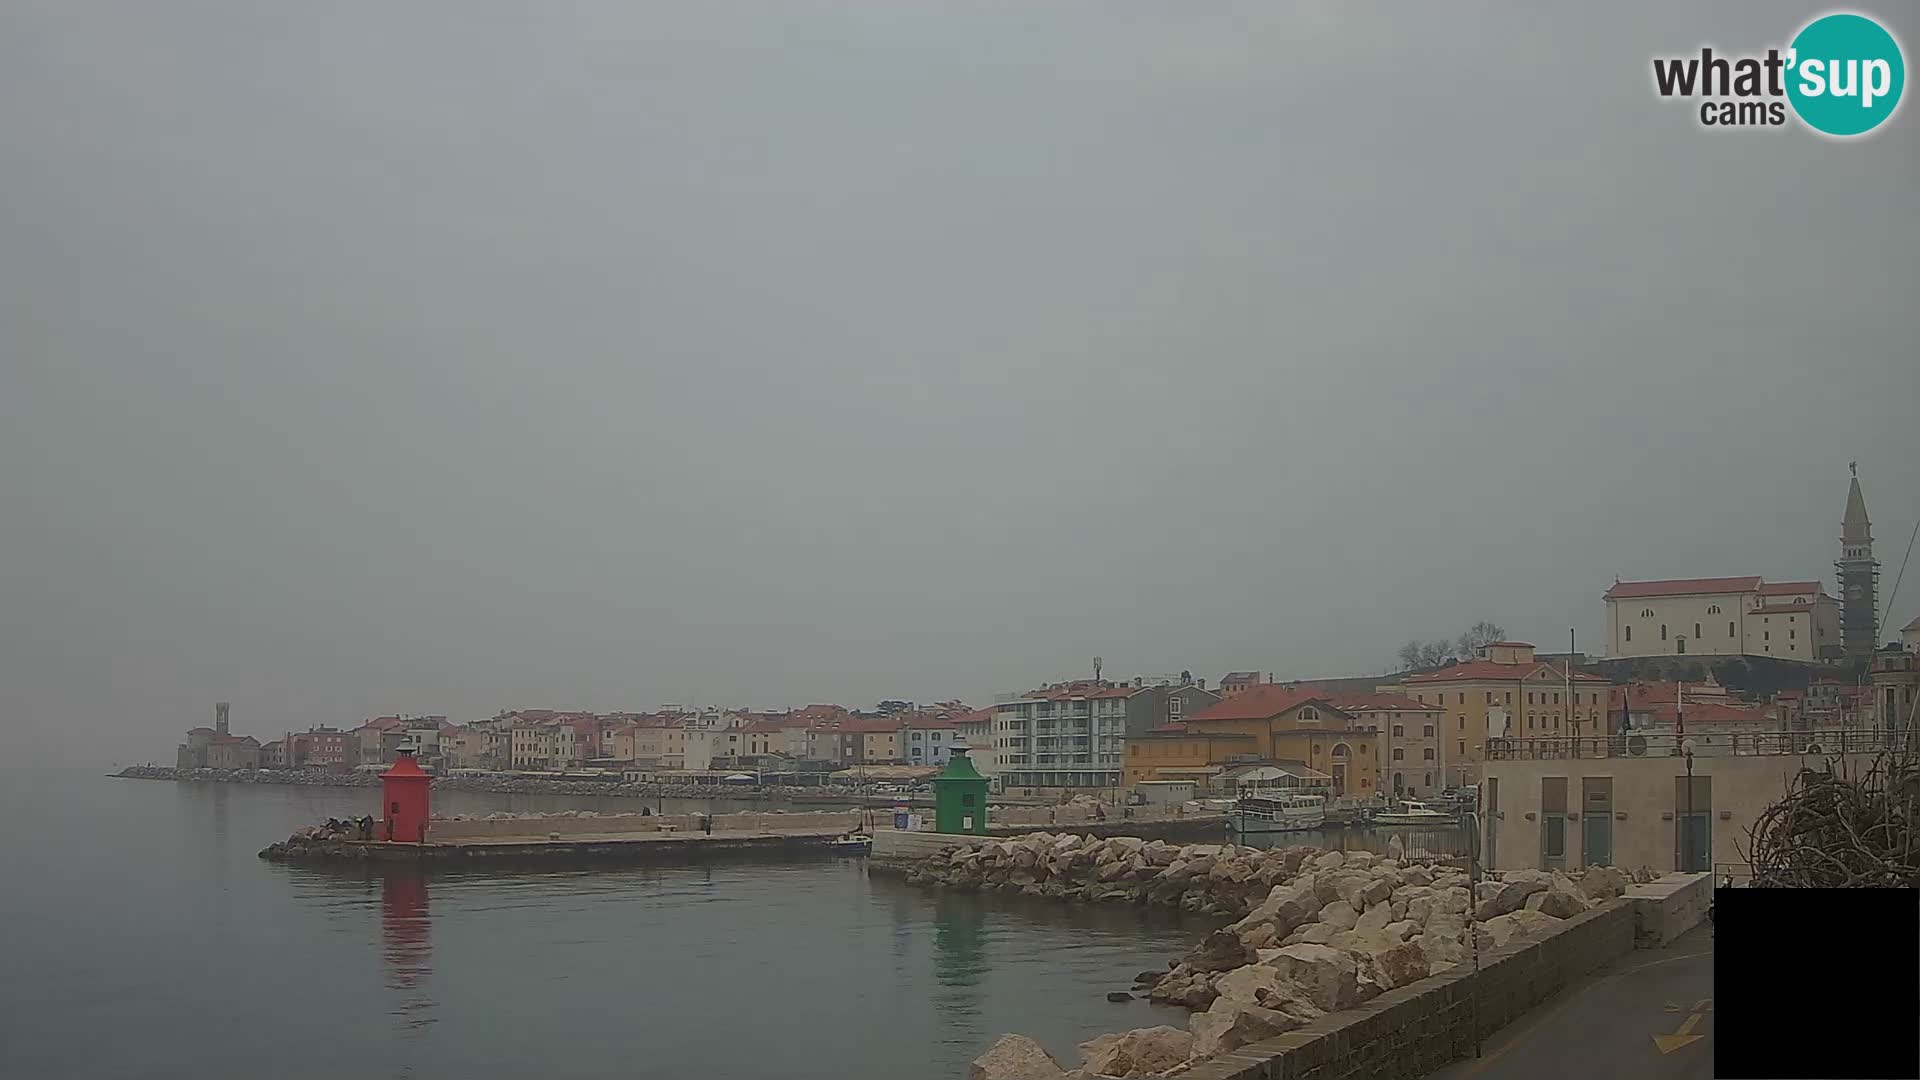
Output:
1837,463,1879,663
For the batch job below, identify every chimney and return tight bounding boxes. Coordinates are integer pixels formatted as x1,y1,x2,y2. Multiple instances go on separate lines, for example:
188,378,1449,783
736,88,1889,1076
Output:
215,702,231,737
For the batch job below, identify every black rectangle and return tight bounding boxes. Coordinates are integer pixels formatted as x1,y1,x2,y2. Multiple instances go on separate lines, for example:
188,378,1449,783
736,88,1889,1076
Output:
1715,887,1919,1079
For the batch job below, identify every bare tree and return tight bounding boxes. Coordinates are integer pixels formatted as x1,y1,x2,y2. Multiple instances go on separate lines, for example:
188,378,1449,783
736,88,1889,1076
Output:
1396,622,1507,671
1455,621,1507,659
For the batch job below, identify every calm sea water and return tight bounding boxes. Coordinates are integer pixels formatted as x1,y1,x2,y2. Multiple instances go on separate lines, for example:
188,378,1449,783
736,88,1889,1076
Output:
0,768,1212,1080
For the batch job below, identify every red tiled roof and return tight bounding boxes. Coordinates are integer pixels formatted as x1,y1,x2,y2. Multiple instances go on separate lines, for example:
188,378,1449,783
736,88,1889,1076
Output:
360,716,408,732
1327,692,1442,713
902,716,960,730
951,708,993,724
1185,685,1338,722
837,717,904,734
1604,576,1762,600
741,720,787,734
1758,581,1822,596
1405,660,1606,684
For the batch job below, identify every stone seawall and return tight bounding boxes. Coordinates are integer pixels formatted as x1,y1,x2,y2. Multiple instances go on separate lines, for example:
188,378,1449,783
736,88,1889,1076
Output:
914,833,1652,1079
1179,903,1636,1080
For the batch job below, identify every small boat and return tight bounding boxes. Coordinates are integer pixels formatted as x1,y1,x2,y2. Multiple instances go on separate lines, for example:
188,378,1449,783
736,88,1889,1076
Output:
1371,801,1456,826
1228,793,1327,834
829,833,873,854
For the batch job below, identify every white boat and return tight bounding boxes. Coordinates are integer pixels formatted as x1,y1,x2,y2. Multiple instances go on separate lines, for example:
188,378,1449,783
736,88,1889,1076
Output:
829,833,873,854
1371,801,1456,826
1228,793,1327,834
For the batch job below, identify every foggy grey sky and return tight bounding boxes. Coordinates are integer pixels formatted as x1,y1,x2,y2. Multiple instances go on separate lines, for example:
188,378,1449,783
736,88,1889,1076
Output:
3,2,1916,765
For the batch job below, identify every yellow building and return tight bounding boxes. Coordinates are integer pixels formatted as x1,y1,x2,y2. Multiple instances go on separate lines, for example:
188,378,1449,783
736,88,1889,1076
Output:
1124,686,1379,797
1383,642,1609,787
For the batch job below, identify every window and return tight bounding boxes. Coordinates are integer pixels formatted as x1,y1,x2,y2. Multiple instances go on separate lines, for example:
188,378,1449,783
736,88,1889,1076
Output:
1729,621,1736,637
1392,724,1405,737
1790,628,1796,640
1528,693,1535,705
1458,693,1465,705
1764,631,1770,641
911,731,923,741
1393,748,1405,760
1425,772,1433,787
1660,624,1668,640
1707,605,1721,614
1298,707,1318,721
1694,622,1701,638
1169,698,1183,716
1423,724,1435,737
1458,740,1467,755
1423,748,1435,760
1625,626,1632,642
1553,693,1560,705
1485,691,1493,704
1458,716,1465,730
1642,608,1654,617
1505,692,1512,704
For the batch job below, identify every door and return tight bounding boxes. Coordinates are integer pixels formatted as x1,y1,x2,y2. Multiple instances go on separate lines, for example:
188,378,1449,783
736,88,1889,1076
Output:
1674,775,1712,871
1582,777,1613,867
1541,777,1568,871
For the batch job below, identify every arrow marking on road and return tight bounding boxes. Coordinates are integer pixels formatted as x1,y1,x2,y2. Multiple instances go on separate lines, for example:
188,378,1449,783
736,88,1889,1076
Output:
1654,1003,1708,1054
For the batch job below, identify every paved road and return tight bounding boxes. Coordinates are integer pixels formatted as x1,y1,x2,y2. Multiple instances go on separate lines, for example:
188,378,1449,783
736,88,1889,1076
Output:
1428,925,1715,1080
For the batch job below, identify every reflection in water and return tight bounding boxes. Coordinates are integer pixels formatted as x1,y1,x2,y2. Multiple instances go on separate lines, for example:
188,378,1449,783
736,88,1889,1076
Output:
379,868,437,1032
931,890,987,991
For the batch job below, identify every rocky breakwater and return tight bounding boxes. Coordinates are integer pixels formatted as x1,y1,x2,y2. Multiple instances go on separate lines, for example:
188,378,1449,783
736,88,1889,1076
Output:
931,836,1638,1079
906,834,1304,915
258,820,376,862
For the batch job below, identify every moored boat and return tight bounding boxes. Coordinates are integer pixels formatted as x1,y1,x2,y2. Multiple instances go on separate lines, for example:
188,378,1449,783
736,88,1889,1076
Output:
1227,792,1327,834
1370,800,1455,826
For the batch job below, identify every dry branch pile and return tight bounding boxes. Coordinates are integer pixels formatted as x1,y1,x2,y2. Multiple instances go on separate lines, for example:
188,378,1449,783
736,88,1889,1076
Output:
1746,753,1920,887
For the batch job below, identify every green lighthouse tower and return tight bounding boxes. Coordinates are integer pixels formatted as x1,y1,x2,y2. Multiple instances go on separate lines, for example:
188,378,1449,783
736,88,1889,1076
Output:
932,744,990,835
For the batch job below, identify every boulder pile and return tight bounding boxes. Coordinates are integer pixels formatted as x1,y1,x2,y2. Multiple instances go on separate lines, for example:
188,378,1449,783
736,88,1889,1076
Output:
907,835,1323,917
951,838,1634,1079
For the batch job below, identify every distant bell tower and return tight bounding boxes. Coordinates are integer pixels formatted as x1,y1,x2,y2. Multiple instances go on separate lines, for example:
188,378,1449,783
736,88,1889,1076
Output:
1837,463,1879,663
215,701,231,737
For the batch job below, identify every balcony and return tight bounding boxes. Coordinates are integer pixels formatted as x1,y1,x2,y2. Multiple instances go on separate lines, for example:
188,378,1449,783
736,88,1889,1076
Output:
1485,727,1900,761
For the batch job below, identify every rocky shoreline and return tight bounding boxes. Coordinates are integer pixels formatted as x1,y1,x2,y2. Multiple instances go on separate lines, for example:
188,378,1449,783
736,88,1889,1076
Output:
894,833,1650,1079
112,765,875,802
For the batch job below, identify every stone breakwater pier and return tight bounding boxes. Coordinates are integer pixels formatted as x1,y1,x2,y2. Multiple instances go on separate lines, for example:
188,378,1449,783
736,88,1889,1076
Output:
259,811,1230,865
874,832,1711,1080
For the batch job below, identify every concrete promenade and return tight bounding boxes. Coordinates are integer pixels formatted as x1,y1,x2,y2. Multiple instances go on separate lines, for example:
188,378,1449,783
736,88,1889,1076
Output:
1425,925,1714,1080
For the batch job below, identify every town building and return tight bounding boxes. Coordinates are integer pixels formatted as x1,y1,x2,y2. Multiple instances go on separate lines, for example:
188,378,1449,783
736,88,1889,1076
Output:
176,702,263,770
1385,642,1609,787
287,726,352,770
1481,723,1897,877
1837,467,1879,663
1326,693,1446,798
1901,615,1920,655
1603,576,1839,661
901,714,960,767
1870,648,1919,748
990,680,1132,792
952,709,994,780
1218,672,1263,698
1122,677,1221,737
1125,685,1380,797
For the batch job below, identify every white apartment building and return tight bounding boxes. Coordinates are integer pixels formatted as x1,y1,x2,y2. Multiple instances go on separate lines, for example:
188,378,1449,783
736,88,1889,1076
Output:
1604,576,1839,662
991,681,1131,791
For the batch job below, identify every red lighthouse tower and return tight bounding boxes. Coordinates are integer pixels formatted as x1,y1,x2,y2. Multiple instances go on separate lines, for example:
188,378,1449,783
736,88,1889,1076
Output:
381,746,431,844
